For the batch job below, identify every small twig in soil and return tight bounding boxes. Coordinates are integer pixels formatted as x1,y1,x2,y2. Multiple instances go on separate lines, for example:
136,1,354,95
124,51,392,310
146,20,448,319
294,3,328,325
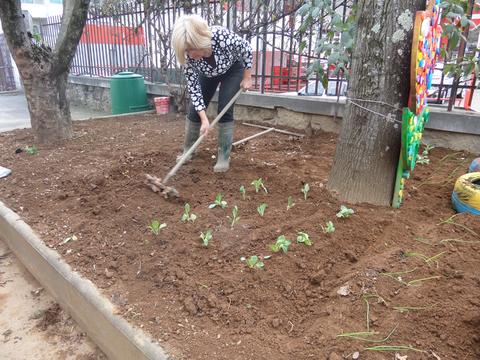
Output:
136,261,142,277
414,237,435,246
440,238,480,245
406,276,441,287
425,251,447,267
362,294,387,332
418,162,467,188
288,320,294,333
380,268,417,286
437,215,479,238
393,305,435,313
338,324,398,344
439,152,465,163
404,251,446,268
364,345,425,352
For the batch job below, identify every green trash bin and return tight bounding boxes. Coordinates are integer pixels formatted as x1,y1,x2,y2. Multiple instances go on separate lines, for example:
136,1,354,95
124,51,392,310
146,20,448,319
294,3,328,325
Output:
110,72,150,115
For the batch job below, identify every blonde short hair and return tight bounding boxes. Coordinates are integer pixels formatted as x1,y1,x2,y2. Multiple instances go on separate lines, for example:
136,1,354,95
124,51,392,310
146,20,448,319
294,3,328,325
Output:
171,14,212,65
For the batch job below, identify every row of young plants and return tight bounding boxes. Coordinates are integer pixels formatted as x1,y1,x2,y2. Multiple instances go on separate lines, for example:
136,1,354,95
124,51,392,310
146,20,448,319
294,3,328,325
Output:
147,178,355,269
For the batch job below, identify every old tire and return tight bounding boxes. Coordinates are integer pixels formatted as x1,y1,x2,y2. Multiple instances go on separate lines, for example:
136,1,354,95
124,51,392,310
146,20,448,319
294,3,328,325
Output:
469,158,480,173
451,172,480,215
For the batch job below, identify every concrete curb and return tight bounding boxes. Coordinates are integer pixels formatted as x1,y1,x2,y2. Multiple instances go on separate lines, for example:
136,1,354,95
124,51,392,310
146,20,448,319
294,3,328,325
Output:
0,201,170,360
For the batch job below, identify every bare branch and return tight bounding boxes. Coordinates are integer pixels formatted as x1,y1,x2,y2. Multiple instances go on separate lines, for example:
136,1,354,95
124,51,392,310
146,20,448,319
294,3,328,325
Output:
54,0,90,74
0,0,32,60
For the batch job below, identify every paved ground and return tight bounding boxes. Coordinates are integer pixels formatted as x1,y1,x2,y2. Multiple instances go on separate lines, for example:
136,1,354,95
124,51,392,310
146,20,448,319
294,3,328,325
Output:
0,91,110,133
0,240,105,360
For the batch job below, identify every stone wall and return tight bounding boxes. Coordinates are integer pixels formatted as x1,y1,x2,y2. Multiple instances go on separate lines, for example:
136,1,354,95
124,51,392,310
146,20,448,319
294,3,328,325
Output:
67,83,111,112
207,105,342,135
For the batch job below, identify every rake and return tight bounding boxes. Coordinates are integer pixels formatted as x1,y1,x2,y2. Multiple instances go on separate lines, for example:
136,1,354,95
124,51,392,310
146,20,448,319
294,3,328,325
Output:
145,89,243,198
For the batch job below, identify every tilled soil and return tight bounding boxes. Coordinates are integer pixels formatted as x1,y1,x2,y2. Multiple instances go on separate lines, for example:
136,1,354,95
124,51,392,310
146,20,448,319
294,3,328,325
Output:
0,113,479,360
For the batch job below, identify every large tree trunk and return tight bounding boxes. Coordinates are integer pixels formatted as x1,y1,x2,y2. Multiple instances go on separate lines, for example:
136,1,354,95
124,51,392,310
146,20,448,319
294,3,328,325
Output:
327,0,425,206
0,0,89,144
22,72,72,143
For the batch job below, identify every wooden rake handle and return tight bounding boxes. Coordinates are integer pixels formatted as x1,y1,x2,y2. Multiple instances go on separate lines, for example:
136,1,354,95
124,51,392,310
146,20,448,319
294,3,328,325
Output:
162,88,244,185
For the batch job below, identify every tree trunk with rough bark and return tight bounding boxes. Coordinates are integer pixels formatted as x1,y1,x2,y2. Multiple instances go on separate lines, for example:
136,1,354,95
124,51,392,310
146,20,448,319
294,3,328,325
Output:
0,0,89,144
327,0,425,206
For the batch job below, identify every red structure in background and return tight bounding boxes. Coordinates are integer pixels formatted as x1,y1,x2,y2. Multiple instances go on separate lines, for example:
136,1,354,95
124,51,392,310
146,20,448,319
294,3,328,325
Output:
472,4,480,27
74,23,148,77
252,50,307,92
80,24,145,45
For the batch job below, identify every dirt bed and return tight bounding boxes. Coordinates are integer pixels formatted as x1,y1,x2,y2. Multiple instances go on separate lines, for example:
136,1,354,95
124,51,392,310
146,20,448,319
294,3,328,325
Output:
0,113,479,360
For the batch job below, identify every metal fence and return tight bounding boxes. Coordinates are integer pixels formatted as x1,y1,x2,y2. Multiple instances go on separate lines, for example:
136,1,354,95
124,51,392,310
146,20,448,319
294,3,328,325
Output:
40,0,477,107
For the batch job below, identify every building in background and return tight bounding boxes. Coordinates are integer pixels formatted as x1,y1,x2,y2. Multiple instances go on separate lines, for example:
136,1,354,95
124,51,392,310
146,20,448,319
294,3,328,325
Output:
0,0,62,91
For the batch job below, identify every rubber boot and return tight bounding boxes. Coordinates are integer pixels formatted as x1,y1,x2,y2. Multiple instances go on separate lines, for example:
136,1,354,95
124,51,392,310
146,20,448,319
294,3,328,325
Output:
177,118,201,162
214,122,234,172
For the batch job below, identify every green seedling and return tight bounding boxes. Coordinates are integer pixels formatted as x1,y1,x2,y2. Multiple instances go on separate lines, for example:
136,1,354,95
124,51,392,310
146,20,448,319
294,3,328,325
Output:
270,235,291,253
228,206,240,229
239,185,246,200
336,205,354,218
147,220,166,235
200,229,212,247
287,196,295,210
244,255,264,269
257,203,267,217
209,193,228,209
251,178,268,193
181,203,197,223
25,145,38,155
301,183,310,200
296,231,312,246
321,221,335,234
416,144,434,165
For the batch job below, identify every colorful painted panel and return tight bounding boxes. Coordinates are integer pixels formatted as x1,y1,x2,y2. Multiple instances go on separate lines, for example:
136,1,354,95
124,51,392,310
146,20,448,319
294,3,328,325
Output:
393,0,442,208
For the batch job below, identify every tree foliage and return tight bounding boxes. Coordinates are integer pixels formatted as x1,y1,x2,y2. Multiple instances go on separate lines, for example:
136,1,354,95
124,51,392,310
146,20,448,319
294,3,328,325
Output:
297,0,479,85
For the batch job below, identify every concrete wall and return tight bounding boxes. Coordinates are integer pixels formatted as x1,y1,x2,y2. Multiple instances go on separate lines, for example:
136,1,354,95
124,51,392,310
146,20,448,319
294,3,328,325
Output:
67,76,480,153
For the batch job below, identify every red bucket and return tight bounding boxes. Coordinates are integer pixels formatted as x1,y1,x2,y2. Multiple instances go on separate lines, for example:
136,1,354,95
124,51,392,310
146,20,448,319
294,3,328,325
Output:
154,96,170,115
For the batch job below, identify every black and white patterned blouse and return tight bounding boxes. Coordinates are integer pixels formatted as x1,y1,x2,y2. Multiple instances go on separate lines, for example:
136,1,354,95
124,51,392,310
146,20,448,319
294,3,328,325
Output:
184,26,253,112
